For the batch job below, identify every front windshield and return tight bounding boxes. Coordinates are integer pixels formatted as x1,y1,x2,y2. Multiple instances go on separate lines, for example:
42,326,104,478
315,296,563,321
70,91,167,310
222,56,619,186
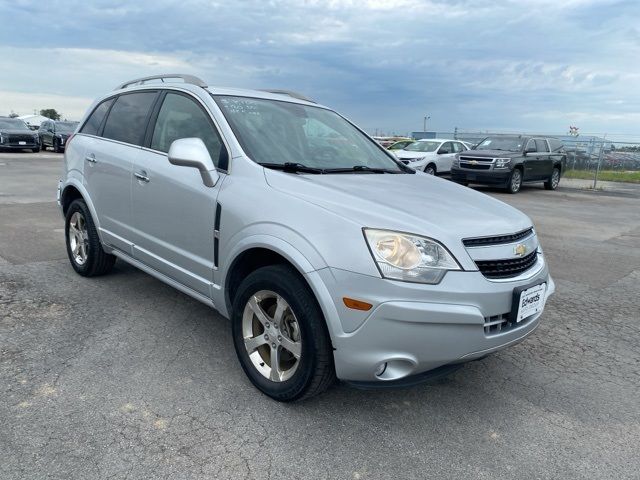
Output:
476,136,524,152
0,119,29,130
57,121,78,133
404,141,440,152
213,95,403,172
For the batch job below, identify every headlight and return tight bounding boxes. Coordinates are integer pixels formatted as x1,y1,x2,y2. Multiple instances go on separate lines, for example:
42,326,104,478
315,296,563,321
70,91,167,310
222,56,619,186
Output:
495,158,511,168
406,156,425,163
364,229,461,284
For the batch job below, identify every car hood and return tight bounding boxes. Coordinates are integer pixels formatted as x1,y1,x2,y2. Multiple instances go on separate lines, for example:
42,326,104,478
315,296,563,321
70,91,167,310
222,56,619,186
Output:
394,150,437,160
264,169,532,246
461,150,520,158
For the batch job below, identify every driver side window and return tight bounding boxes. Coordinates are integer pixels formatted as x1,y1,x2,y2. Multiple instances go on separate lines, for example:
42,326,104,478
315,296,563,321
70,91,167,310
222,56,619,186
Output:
525,139,537,152
438,142,452,154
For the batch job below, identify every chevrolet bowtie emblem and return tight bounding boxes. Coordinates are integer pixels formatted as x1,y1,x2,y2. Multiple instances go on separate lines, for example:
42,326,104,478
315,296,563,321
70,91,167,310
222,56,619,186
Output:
514,244,527,257
469,160,478,165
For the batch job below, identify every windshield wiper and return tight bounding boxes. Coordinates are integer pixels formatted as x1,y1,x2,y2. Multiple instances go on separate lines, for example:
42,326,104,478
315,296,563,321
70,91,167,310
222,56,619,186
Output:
324,165,402,174
259,162,325,174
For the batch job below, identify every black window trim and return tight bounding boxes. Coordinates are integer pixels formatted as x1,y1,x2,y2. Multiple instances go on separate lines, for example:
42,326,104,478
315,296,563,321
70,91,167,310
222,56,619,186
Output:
143,90,229,172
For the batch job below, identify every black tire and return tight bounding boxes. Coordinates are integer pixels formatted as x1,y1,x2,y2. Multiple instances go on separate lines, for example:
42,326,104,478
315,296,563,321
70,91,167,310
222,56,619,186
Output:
40,138,46,150
53,138,62,153
507,168,522,194
31,147,40,153
544,167,561,190
231,264,335,402
65,199,116,276
424,164,436,175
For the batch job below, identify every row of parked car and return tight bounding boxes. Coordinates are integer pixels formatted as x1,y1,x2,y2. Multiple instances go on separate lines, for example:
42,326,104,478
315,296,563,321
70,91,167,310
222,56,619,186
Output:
0,116,78,153
378,135,566,194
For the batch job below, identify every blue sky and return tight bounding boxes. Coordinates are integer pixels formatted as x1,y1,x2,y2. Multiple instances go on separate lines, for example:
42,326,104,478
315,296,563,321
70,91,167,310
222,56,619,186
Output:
1,0,639,138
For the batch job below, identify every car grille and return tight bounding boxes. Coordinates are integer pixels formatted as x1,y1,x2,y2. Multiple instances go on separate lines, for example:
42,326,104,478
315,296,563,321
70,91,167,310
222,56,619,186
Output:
458,156,493,170
484,312,534,335
463,228,534,247
7,134,36,144
475,251,538,279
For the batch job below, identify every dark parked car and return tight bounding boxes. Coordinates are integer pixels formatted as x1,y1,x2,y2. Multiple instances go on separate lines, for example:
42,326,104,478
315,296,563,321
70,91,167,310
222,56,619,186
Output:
451,135,566,194
0,117,40,152
39,120,79,153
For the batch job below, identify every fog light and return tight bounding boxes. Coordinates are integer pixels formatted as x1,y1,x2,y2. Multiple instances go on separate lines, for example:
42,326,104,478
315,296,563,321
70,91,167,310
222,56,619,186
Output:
375,362,387,377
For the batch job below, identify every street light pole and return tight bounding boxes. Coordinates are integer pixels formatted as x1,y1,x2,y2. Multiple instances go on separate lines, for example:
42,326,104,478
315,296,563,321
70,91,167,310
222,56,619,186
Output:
423,115,430,132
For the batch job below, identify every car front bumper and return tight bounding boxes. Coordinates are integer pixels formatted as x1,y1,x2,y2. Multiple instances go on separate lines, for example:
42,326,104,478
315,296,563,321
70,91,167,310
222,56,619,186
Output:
451,168,511,186
312,262,554,383
0,143,39,150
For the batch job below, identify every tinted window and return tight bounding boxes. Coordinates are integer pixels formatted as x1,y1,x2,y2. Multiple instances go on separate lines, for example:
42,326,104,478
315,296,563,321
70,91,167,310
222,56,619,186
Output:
535,139,549,152
151,93,225,168
81,98,114,136
0,118,30,130
439,142,453,154
103,92,157,145
525,139,536,152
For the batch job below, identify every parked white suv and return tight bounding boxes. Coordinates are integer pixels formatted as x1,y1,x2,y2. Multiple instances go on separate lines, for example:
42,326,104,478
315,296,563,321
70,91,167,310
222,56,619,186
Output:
58,74,554,401
394,138,468,174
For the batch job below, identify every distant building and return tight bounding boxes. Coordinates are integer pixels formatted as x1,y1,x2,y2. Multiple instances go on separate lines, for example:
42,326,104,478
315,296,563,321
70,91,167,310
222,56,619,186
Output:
411,131,437,140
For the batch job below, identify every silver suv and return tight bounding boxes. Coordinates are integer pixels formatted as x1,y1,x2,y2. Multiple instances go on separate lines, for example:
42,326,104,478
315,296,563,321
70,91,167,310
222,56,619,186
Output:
58,74,555,401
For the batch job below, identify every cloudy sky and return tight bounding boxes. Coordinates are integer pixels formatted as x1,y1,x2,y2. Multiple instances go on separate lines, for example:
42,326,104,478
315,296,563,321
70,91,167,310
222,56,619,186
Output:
1,0,638,138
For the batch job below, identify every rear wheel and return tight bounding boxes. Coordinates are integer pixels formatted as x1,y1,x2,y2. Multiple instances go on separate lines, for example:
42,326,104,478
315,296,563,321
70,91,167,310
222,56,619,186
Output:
544,167,560,190
231,265,335,402
507,168,522,194
65,199,116,276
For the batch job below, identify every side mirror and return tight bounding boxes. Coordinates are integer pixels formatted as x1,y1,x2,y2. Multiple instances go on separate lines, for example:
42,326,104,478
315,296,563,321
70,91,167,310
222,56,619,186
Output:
168,138,220,187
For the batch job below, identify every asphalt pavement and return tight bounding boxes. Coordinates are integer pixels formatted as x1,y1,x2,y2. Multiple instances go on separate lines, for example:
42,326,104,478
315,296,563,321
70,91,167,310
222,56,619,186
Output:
1,151,639,479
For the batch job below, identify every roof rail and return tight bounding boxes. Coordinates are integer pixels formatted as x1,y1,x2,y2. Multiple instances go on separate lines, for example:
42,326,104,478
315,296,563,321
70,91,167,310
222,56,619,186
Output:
115,74,207,90
260,89,316,103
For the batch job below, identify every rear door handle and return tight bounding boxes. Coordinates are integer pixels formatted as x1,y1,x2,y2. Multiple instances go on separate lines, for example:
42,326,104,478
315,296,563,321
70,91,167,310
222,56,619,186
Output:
134,171,150,183
85,154,96,163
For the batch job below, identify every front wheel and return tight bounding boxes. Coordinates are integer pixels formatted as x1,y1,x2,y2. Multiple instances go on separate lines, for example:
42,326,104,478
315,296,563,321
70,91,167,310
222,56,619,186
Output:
507,168,522,194
544,167,560,190
53,139,62,153
231,265,335,402
65,199,116,276
424,164,436,175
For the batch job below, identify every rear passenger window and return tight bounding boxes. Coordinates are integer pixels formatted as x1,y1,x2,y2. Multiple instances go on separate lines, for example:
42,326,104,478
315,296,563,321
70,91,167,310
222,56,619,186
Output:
80,98,114,136
151,93,226,169
548,139,565,152
535,139,549,152
102,92,157,145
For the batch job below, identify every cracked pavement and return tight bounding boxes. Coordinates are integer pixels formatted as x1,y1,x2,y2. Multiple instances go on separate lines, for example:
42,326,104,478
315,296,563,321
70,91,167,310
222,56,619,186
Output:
1,152,639,479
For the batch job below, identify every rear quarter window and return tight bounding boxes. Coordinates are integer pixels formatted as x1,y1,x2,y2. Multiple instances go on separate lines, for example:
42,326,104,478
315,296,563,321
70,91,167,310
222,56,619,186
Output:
80,98,115,136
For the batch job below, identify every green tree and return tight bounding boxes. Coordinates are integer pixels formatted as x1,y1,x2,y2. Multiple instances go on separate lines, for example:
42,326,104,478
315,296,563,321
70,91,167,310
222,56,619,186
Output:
40,108,61,120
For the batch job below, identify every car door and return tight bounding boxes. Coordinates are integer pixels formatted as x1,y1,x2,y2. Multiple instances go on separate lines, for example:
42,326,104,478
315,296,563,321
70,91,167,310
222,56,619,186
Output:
131,91,228,298
535,138,553,178
82,91,158,254
523,139,539,180
42,121,52,146
436,142,456,172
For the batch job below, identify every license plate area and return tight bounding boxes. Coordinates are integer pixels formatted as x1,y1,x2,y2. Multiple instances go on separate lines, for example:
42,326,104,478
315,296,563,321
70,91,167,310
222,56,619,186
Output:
19,141,26,145
510,282,546,323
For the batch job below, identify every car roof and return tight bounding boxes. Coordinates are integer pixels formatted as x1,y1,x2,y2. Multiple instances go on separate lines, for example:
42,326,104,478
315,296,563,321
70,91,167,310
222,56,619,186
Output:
416,138,459,142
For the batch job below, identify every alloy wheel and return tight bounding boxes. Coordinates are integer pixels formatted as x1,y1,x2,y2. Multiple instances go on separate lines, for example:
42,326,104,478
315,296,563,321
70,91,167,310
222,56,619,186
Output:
68,212,89,265
242,290,302,382
552,169,560,189
511,170,522,192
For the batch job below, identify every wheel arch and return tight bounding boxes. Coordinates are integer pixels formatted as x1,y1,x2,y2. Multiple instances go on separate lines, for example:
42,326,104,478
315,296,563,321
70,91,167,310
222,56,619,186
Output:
60,180,103,241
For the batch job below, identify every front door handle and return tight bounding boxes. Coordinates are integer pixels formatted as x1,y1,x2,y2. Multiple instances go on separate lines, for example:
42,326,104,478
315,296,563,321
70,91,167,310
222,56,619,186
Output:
85,154,96,163
134,171,150,183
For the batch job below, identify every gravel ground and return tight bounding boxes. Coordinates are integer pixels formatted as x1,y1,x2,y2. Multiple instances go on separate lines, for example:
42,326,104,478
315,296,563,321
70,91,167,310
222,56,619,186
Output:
1,152,639,479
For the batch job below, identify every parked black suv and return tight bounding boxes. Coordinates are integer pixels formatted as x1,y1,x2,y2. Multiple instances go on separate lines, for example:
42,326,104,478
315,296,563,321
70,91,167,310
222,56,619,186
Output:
0,117,40,152
39,120,79,153
451,135,566,193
